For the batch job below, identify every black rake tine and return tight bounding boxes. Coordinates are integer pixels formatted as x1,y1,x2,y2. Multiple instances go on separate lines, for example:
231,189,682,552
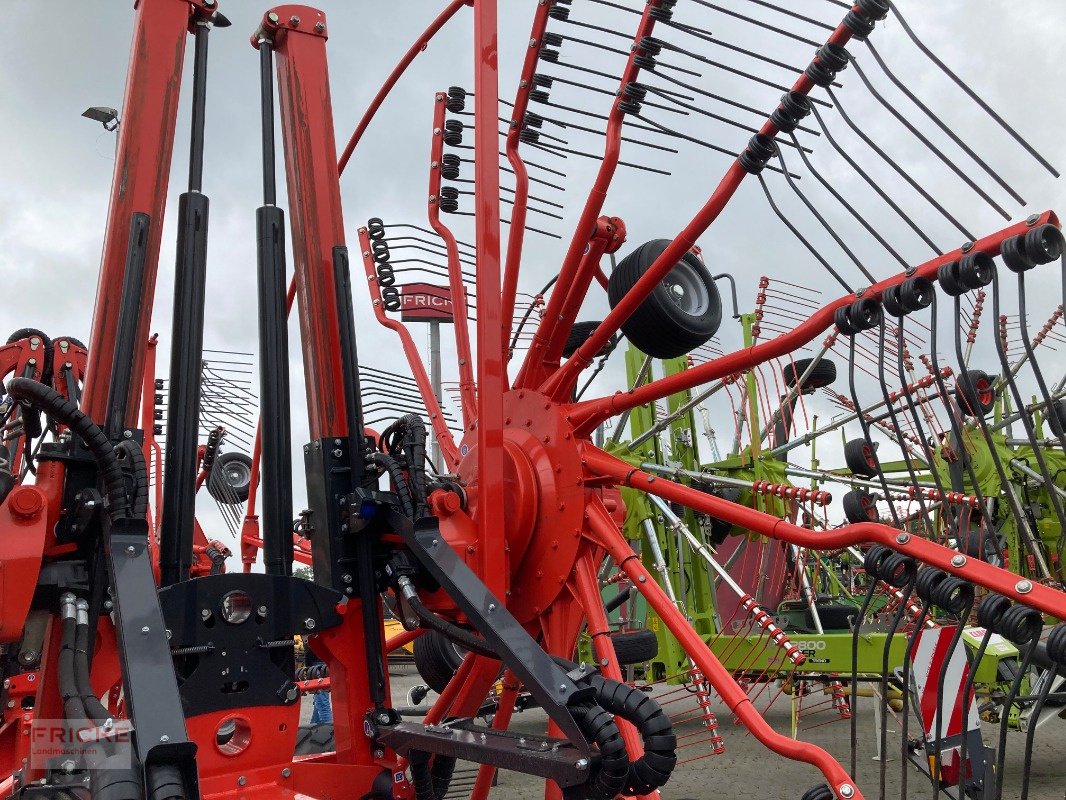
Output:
886,0,1059,177
846,53,1013,220
863,39,1026,206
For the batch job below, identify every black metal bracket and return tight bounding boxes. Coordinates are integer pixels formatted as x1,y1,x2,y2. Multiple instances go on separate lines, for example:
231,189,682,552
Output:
158,572,342,717
370,505,593,753
104,517,197,791
376,719,590,790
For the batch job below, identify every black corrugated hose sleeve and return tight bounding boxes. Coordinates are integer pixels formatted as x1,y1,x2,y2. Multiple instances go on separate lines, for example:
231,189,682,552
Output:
409,750,457,800
6,377,130,518
114,439,149,520
372,452,415,518
397,414,429,518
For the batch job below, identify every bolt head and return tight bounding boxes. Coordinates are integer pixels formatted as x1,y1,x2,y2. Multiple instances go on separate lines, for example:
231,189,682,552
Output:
141,626,150,635
951,554,966,567
126,545,136,556
267,11,279,23
238,776,247,787
289,15,300,26
896,533,910,544
304,618,316,630
160,734,170,743
1016,579,1033,594
378,712,391,724
839,785,855,798
575,758,589,770
314,21,325,32
1027,214,1041,226
281,768,291,778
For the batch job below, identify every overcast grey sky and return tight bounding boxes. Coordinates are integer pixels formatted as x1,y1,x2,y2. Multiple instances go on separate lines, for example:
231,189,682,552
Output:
1,1,1064,544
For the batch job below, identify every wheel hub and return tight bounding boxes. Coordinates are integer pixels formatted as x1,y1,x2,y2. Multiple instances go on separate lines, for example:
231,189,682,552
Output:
457,389,586,623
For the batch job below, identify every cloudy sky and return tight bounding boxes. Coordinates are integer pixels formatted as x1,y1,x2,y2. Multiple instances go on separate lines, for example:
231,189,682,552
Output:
1,1,1064,549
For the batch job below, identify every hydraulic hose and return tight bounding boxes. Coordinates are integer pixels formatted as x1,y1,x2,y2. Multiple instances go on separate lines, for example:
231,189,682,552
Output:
73,599,111,724
6,378,131,518
58,595,88,724
397,577,499,659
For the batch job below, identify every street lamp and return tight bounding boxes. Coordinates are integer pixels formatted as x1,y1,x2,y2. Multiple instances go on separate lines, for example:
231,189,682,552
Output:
81,106,119,132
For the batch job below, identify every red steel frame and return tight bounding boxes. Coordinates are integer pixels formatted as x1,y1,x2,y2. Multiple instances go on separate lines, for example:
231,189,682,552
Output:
82,0,211,425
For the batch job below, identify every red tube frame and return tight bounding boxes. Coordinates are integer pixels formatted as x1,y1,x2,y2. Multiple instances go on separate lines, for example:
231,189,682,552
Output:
512,2,664,391
471,0,508,599
540,18,861,403
336,1,471,176
356,224,461,467
82,0,209,424
584,447,1066,620
428,92,477,430
269,6,351,440
565,211,1060,435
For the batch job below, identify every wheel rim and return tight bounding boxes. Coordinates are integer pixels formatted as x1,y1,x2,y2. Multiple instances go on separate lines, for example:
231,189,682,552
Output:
661,256,710,317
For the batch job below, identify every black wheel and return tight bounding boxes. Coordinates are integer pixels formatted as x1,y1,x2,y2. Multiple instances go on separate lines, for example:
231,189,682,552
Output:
6,328,52,382
207,451,253,504
805,602,858,631
563,321,617,359
413,630,465,694
609,629,658,665
843,438,879,478
608,239,722,359
842,489,878,524
6,327,50,347
295,723,335,755
957,369,996,418
782,358,837,393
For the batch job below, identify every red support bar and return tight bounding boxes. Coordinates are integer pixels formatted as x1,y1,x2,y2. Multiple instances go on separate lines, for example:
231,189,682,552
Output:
356,225,461,467
500,0,555,367
585,446,1066,620
514,4,663,391
472,0,508,599
428,92,477,429
269,7,350,439
541,19,861,402
337,1,470,176
583,499,863,800
82,0,201,423
567,212,1060,435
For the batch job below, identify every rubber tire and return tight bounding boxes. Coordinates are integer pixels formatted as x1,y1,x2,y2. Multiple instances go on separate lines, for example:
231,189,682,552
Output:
843,438,879,478
805,603,858,631
842,489,878,524
609,629,659,665
6,327,50,347
563,321,617,359
295,723,335,755
208,451,253,504
782,358,837,393
957,369,995,418
413,630,465,694
608,239,722,359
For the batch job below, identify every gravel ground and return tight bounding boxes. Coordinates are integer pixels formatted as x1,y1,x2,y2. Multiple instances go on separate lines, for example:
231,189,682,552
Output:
301,662,1066,799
